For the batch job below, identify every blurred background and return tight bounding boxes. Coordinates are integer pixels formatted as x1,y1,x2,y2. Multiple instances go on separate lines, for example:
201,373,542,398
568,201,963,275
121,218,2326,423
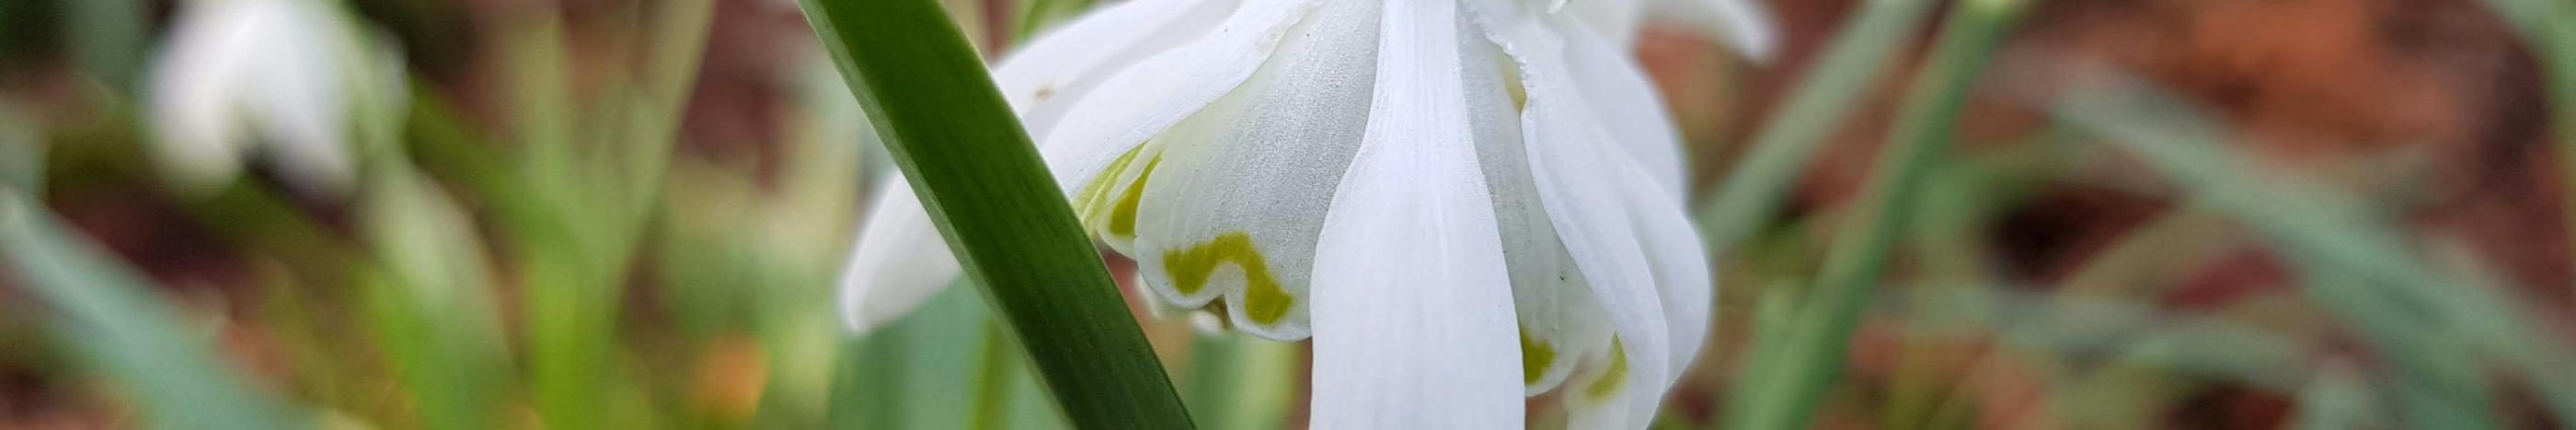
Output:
0,0,2571,428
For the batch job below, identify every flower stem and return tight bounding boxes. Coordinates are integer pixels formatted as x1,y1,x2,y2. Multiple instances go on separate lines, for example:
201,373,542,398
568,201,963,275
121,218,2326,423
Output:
969,321,1018,430
793,0,1194,427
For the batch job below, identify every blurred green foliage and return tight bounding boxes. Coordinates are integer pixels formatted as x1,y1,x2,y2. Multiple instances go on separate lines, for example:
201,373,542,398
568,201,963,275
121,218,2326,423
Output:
4,0,2576,429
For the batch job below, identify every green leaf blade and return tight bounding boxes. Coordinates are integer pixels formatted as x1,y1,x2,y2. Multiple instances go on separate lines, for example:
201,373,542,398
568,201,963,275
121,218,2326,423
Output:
794,0,1194,427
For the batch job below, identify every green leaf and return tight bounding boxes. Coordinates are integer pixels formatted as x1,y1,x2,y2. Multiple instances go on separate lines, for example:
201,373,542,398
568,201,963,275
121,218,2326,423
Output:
0,191,308,430
794,0,1193,427
1720,0,2030,427
2052,77,2576,428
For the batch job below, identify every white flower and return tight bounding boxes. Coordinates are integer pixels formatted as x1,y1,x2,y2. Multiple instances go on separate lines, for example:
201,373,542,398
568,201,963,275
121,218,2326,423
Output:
837,0,1774,427
147,0,407,196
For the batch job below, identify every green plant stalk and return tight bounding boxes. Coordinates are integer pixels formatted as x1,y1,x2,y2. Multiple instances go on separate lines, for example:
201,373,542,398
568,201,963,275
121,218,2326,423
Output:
495,8,616,428
607,0,717,221
509,0,715,425
1720,0,2028,427
361,164,509,430
970,321,1019,430
795,0,1193,427
362,270,503,430
830,329,907,430
1185,334,1244,430
1696,0,1939,251
0,192,307,430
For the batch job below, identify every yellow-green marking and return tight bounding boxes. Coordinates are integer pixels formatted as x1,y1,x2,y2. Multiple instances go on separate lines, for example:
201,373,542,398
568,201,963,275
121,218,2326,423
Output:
1521,328,1557,385
1162,232,1293,326
1584,338,1628,400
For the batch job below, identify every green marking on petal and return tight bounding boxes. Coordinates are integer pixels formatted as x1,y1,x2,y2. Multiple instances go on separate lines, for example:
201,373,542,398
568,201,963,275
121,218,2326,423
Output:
1584,338,1628,400
1074,145,1147,223
1108,156,1160,237
1521,328,1556,385
1162,232,1292,325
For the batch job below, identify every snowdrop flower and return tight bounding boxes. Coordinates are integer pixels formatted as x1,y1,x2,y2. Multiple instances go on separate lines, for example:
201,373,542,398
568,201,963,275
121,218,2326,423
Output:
839,0,1773,427
148,0,407,196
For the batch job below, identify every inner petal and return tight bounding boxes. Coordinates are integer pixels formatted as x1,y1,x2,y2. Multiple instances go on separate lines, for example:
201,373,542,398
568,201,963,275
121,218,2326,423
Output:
1124,0,1386,341
1461,19,1616,397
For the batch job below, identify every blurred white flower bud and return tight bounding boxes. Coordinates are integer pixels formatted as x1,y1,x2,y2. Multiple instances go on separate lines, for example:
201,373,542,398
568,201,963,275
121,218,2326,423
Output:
147,0,408,197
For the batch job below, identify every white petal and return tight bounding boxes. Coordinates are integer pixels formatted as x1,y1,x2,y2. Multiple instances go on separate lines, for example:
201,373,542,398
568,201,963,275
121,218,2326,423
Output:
1456,23,1608,396
234,0,360,193
993,0,1235,137
1566,0,1648,48
1121,0,1381,340
1309,0,1520,426
1561,25,1686,195
1613,156,1713,385
1034,0,1324,198
836,180,965,332
149,0,380,196
150,0,267,192
1466,7,1673,427
1567,23,1716,373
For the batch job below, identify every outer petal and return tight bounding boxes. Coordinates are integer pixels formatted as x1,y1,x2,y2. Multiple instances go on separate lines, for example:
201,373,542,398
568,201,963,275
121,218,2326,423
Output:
1608,148,1713,386
1122,0,1380,341
836,180,963,332
992,0,1236,137
1035,0,1324,197
248,0,358,195
151,0,266,192
1560,24,1686,196
1466,3,1673,427
1566,20,1715,374
1566,0,1647,49
1457,23,1610,395
1308,0,1521,426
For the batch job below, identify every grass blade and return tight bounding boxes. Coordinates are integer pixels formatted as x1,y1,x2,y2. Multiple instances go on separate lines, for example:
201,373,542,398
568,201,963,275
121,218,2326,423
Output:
795,0,1192,425
2053,77,2576,427
1720,0,2030,427
1695,0,1941,250
0,192,306,430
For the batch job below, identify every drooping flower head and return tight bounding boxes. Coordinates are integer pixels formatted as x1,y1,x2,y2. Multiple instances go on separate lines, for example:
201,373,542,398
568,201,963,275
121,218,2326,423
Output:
148,0,407,196
839,0,1775,426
